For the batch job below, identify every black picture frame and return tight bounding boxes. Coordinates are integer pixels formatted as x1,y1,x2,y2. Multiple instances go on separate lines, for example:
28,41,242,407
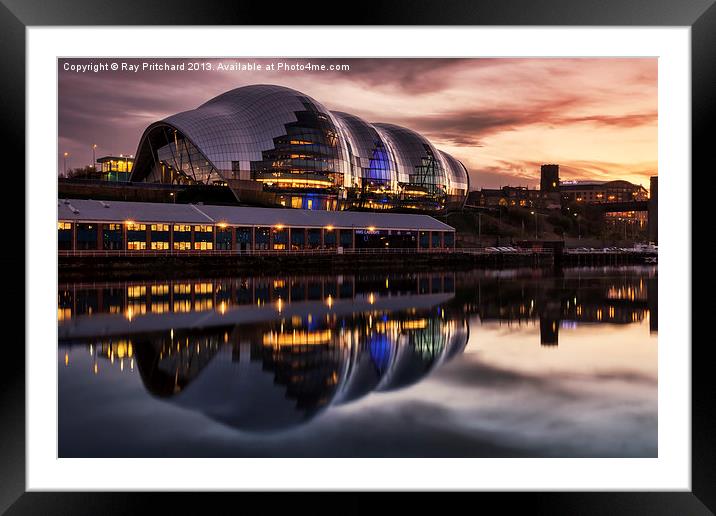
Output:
2,0,710,513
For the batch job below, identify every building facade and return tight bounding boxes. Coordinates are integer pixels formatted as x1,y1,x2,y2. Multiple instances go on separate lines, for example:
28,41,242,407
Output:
96,155,134,182
129,85,469,213
58,199,456,253
559,180,648,204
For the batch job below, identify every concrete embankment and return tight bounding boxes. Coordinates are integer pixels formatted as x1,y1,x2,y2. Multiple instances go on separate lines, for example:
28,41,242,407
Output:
58,251,553,281
59,250,654,281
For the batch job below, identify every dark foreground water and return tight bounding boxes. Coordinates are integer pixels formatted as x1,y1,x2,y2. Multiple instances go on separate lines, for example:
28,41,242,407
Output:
58,266,657,457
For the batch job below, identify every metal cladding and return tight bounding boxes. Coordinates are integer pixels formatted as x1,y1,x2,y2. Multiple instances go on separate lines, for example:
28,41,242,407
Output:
131,84,469,212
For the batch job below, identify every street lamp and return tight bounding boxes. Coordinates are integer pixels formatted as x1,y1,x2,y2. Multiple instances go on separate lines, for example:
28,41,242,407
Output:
92,144,97,169
531,211,537,239
63,152,69,176
574,212,581,239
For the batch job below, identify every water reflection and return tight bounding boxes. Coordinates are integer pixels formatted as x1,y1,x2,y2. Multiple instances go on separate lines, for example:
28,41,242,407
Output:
61,306,468,432
59,267,657,454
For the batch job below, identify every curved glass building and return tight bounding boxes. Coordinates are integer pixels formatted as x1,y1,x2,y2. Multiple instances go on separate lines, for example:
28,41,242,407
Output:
130,84,469,212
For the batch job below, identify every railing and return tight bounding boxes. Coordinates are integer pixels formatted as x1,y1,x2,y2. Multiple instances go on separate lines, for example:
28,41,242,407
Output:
58,247,656,258
58,247,458,258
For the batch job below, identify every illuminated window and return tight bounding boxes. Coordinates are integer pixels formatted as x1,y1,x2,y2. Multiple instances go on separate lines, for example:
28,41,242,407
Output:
58,222,73,250
272,227,288,250
194,225,213,250
101,223,124,252
173,225,192,250
194,283,213,294
173,283,191,294
150,284,169,295
149,223,170,250
127,285,146,298
173,241,192,250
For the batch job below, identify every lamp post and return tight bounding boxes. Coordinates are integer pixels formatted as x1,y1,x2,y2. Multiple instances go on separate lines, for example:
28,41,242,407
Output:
574,212,581,239
92,144,97,169
63,152,69,176
531,211,538,239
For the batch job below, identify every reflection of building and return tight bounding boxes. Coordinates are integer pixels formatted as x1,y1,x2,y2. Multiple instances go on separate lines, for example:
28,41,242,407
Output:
61,307,469,432
462,270,656,346
130,84,469,212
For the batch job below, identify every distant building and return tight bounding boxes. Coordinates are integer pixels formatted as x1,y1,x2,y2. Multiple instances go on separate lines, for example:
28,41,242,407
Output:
559,179,648,204
97,155,134,182
648,176,658,243
540,164,560,193
467,186,541,208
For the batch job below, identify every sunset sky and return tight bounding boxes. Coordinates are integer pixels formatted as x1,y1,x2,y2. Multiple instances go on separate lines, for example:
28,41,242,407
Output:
58,58,657,190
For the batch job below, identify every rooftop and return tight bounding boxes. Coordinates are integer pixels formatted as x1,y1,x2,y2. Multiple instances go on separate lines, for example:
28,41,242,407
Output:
96,155,135,162
57,199,454,232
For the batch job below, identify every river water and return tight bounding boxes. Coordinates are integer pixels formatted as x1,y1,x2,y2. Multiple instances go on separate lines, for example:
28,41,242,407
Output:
58,266,657,457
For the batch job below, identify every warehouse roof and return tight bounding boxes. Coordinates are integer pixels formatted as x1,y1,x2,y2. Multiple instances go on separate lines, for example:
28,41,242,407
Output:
58,199,454,232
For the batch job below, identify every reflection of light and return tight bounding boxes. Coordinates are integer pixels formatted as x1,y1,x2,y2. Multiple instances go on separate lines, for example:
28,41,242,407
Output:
277,297,283,313
385,278,389,289
93,362,98,375
64,352,69,367
170,328,174,340
219,301,227,315
126,307,134,321
262,329,332,346
402,319,428,330
368,293,375,305
326,294,333,308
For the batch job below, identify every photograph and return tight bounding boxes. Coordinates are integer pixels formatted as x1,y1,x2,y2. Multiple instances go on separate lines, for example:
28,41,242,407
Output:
56,56,659,459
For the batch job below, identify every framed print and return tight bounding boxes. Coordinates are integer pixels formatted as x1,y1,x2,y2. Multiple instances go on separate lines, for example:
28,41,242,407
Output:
4,0,712,513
